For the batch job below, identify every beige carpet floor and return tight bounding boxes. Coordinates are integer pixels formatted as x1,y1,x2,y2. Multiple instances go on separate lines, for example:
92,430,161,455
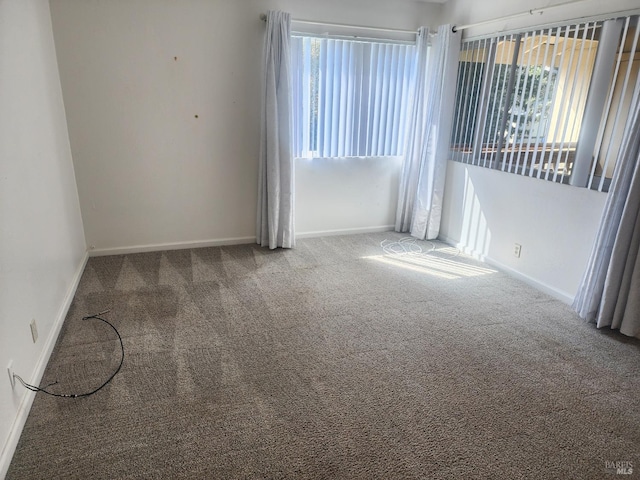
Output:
7,232,640,479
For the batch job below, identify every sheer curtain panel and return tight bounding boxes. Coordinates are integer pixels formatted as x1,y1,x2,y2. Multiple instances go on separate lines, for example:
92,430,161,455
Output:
573,71,640,339
395,25,461,239
257,11,295,249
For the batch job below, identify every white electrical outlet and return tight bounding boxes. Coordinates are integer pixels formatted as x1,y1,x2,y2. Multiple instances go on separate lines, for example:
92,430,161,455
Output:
514,243,522,258
30,319,38,343
7,360,15,389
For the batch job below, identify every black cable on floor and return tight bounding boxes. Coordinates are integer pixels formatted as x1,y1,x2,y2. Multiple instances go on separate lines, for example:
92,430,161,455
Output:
13,310,124,399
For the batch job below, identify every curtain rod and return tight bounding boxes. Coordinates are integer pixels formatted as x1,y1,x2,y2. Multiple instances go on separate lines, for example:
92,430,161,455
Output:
452,0,591,32
259,13,417,36
462,8,640,42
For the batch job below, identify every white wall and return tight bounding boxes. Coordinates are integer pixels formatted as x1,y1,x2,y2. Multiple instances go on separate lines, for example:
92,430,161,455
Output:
296,156,403,236
440,161,606,302
439,0,639,302
0,0,87,475
49,0,442,253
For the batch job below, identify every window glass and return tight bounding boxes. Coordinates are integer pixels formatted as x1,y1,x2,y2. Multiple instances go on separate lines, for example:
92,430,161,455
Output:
292,36,417,158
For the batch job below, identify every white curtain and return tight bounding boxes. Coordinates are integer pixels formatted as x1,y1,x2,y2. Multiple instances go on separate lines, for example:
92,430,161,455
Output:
396,25,461,239
573,76,640,339
257,10,295,249
395,25,461,239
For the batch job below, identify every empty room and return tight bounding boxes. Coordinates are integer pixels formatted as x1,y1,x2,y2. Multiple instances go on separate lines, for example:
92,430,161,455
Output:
2,0,640,477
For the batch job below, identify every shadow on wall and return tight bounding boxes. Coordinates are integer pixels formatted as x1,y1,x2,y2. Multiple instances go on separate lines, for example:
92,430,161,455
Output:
460,168,492,258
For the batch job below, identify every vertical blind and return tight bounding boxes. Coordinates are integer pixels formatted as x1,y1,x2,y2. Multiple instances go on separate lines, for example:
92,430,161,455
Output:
450,15,640,192
292,36,417,158
587,16,640,191
450,22,600,184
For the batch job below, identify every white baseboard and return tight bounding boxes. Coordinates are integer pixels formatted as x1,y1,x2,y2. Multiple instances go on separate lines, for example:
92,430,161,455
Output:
438,234,494,265
484,257,574,305
90,229,398,256
438,234,574,305
296,225,394,239
89,236,256,257
0,252,89,480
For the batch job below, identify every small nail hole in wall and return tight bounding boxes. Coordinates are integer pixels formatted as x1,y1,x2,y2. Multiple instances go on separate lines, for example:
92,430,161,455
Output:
195,115,199,118
174,56,178,61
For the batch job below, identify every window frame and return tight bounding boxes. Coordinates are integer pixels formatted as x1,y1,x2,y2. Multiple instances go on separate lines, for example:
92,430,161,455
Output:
291,34,419,160
450,15,640,193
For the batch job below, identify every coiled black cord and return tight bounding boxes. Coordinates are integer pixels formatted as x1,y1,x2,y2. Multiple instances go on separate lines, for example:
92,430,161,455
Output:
13,310,124,399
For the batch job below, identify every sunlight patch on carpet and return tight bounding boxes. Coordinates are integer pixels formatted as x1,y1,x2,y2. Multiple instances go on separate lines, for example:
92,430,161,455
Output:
363,254,498,279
